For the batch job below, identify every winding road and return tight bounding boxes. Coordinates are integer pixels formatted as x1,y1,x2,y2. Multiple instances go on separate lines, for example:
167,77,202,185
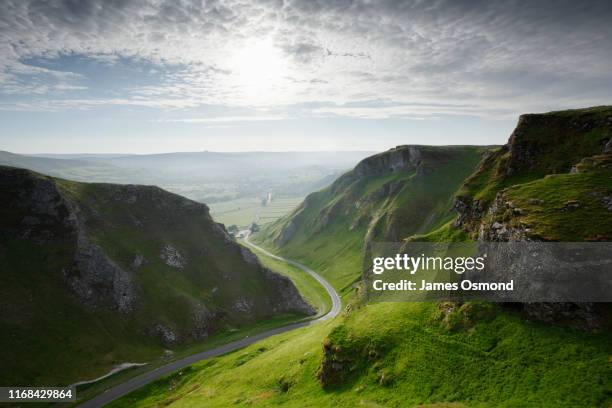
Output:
78,233,340,408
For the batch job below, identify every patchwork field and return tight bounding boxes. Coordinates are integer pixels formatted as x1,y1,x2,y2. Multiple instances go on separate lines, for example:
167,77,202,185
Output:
210,197,303,228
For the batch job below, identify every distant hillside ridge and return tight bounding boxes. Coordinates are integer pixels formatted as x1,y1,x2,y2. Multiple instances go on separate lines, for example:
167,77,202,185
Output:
256,144,488,295
0,165,313,385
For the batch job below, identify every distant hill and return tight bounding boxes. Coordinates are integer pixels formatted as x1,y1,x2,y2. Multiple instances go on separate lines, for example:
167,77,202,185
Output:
0,166,313,386
0,150,375,203
0,150,154,187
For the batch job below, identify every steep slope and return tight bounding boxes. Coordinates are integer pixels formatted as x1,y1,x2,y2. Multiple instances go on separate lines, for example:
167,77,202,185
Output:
452,106,612,241
0,166,313,386
257,145,488,295
105,107,612,408
316,106,612,404
149,108,612,407
120,107,612,408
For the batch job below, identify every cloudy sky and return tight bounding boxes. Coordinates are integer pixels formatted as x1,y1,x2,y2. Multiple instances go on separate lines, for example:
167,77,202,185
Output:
1,0,611,153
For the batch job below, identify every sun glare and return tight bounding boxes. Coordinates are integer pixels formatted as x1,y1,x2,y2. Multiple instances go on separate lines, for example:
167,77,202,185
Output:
228,39,288,104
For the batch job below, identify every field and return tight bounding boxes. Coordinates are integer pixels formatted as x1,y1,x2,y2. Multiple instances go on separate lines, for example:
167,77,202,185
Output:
209,197,303,228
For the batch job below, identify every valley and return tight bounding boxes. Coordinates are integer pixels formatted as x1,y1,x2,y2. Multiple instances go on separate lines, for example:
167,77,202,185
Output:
3,2,612,406
104,106,612,408
79,238,341,407
0,167,315,388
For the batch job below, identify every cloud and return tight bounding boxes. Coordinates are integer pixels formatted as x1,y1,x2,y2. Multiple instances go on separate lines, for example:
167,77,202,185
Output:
157,115,287,123
1,0,611,118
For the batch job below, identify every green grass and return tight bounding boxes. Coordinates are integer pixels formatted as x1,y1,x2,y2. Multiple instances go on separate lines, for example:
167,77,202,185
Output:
210,197,304,228
109,302,611,408
316,302,611,407
247,244,332,316
457,106,612,206
493,155,612,241
74,313,307,405
255,146,486,298
0,237,162,387
258,198,304,223
407,220,470,243
108,125,612,407
1,170,313,387
109,319,341,408
209,197,261,227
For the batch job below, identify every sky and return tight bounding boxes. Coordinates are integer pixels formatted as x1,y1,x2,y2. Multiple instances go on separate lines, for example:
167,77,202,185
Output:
1,0,611,153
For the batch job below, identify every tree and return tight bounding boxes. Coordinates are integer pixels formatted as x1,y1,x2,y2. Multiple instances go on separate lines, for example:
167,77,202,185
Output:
250,222,260,232
227,224,239,235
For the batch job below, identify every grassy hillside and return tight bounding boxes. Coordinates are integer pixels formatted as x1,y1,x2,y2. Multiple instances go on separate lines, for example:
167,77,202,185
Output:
111,302,611,408
451,106,612,242
255,145,488,297
0,166,312,386
114,107,612,407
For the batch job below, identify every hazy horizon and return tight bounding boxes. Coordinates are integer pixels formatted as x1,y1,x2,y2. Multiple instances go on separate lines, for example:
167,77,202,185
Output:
9,143,507,156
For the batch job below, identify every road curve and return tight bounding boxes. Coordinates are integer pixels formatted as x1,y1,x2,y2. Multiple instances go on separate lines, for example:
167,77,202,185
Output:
243,234,342,320
78,234,340,408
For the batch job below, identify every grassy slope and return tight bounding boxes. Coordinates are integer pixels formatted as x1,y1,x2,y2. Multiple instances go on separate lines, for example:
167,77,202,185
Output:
110,304,611,408
1,237,161,387
0,170,310,386
255,146,487,298
494,154,612,241
77,243,327,404
457,106,612,205
110,319,340,408
252,249,332,316
113,108,612,407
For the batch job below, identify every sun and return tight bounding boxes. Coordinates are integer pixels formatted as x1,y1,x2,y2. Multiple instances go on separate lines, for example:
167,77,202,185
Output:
227,38,289,104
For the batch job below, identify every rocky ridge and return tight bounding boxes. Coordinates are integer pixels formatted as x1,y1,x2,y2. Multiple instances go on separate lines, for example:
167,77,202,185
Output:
450,107,612,328
0,165,313,354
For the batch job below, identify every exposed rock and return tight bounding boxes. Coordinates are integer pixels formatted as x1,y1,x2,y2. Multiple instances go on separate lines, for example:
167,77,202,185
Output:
0,167,137,314
67,224,137,314
233,298,253,313
499,111,612,177
352,145,423,178
160,244,185,268
191,304,212,340
560,200,581,212
131,254,146,269
262,268,315,315
155,324,178,346
448,109,612,329
491,222,503,230
604,138,612,153
212,222,234,243
317,341,354,387
452,196,485,229
1,165,316,373
240,246,259,265
522,303,601,330
590,191,612,211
